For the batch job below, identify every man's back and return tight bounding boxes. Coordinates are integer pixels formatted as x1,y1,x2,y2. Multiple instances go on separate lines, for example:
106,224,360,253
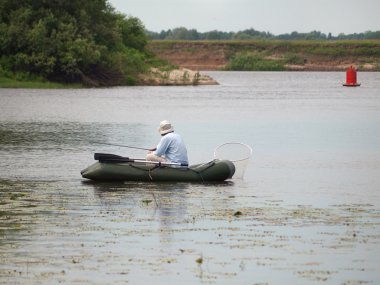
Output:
155,132,188,164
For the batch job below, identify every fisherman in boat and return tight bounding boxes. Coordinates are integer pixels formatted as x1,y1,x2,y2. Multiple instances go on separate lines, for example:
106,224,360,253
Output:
146,120,189,165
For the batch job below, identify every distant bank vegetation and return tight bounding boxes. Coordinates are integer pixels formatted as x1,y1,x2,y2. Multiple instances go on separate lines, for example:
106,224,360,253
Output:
148,29,380,71
148,27,380,41
148,40,380,71
223,40,380,71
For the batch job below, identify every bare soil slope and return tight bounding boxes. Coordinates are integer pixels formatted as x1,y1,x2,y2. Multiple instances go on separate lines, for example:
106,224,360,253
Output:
148,40,380,71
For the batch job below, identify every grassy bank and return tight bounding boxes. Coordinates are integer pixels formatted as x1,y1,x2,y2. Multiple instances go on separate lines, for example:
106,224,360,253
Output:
0,76,83,89
148,40,380,71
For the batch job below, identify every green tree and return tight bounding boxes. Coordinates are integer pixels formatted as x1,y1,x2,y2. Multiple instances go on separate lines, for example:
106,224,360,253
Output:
166,27,199,40
0,0,149,86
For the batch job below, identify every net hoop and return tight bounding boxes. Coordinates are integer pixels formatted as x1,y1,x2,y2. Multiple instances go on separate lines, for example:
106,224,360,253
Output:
213,142,253,162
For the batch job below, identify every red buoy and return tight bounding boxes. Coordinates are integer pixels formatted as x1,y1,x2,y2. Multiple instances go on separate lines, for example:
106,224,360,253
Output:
343,66,360,87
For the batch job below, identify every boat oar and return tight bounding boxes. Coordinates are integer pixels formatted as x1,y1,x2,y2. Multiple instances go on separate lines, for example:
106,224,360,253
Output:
91,141,156,151
94,153,188,167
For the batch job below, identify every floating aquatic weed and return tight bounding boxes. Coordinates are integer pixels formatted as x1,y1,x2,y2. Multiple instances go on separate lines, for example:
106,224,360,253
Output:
296,269,337,282
160,257,176,264
196,257,203,264
340,280,371,285
141,199,153,205
0,210,14,217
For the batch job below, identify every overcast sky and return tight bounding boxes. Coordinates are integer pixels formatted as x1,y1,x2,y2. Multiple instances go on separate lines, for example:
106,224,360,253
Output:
108,0,380,35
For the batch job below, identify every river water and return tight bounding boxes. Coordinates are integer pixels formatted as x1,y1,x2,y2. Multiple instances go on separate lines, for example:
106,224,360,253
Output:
1,72,380,284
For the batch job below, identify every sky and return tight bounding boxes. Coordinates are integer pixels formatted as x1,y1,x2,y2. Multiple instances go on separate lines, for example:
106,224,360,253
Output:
108,0,380,36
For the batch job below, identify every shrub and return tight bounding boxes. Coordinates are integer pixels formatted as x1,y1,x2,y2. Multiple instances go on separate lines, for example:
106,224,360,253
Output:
225,53,285,71
284,54,305,65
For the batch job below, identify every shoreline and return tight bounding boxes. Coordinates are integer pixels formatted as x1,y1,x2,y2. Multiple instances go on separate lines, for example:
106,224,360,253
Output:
0,69,377,89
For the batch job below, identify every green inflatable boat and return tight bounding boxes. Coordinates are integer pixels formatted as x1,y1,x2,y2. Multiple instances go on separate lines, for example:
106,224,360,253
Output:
81,153,236,182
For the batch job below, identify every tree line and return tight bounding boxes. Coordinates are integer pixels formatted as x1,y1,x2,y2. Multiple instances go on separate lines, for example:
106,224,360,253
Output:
147,27,380,41
0,0,150,86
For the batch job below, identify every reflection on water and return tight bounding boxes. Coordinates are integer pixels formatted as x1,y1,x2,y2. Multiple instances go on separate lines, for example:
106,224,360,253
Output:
92,182,190,224
1,72,380,284
0,122,150,150
0,122,153,180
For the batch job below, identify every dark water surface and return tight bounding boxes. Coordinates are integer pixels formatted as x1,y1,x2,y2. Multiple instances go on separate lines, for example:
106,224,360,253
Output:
1,72,380,284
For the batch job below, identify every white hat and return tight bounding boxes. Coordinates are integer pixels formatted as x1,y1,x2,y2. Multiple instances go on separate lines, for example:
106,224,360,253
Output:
158,120,174,135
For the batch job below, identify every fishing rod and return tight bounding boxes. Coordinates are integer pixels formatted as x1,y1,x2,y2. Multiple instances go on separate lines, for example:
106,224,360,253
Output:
91,141,156,151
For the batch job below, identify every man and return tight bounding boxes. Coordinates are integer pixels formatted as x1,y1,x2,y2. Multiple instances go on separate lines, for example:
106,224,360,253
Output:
146,120,189,165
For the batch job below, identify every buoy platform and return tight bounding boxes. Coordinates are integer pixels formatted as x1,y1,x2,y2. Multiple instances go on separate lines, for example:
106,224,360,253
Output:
343,66,360,87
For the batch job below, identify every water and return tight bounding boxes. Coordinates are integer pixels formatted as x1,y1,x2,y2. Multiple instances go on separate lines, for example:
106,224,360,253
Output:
1,72,380,284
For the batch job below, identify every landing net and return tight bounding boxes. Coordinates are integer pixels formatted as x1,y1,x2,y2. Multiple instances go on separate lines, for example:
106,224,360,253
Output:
213,142,253,179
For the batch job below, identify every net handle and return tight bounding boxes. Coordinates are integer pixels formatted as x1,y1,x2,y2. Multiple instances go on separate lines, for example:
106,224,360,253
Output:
213,142,253,162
